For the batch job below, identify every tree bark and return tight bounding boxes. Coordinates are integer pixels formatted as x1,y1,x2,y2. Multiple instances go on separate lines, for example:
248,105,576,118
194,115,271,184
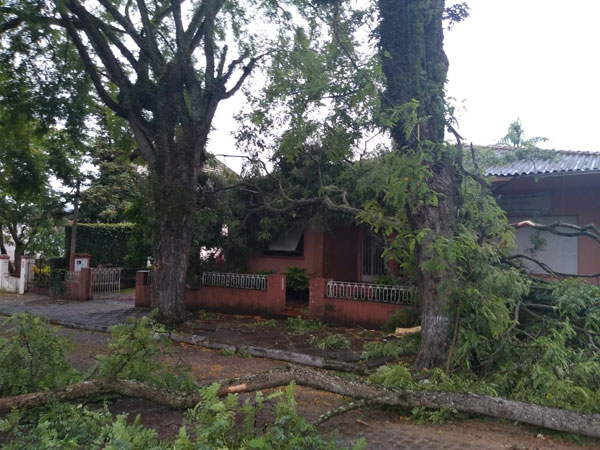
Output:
2,367,600,439
379,0,460,368
411,158,460,369
150,143,202,325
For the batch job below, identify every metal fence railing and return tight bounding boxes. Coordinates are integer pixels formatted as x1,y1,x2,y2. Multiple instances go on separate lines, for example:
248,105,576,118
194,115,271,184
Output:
143,270,153,286
91,268,122,299
326,280,416,305
201,272,268,291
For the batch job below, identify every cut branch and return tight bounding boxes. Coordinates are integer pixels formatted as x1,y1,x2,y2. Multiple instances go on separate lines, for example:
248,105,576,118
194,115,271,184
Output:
511,220,600,245
2,366,600,439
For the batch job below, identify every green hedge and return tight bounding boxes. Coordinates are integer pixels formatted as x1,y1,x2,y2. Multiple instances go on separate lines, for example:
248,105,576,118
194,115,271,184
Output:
65,223,135,267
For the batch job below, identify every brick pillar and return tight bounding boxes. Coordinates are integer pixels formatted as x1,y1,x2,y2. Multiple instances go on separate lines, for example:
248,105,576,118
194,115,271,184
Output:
135,271,151,307
267,274,286,313
80,267,92,301
309,277,327,320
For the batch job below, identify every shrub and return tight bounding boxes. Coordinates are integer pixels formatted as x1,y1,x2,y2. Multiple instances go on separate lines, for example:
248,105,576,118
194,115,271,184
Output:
285,266,309,292
32,264,51,288
0,313,80,396
380,309,420,332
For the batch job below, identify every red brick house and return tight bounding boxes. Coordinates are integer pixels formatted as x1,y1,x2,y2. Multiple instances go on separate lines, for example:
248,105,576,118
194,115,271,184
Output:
246,223,395,283
136,149,600,325
486,149,600,280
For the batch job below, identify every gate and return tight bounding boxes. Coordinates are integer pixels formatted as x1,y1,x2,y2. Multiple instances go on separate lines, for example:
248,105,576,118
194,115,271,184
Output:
90,268,122,299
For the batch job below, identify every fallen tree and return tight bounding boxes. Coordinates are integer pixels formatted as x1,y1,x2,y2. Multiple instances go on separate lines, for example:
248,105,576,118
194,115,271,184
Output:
1,365,600,439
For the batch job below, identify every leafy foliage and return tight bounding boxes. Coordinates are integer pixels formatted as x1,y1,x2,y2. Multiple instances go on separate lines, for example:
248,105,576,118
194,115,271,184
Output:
97,316,196,392
286,316,323,335
2,402,163,449
65,223,141,268
3,384,365,449
369,278,600,414
362,334,421,360
178,382,364,450
0,313,80,396
310,333,351,350
285,266,309,292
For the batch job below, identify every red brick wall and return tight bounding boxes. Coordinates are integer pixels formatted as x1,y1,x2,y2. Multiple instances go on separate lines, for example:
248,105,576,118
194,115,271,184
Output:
309,278,415,329
246,229,325,277
135,273,286,316
65,268,91,301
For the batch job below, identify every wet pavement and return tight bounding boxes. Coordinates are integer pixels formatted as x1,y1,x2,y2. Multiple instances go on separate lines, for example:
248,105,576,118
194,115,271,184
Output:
0,293,145,331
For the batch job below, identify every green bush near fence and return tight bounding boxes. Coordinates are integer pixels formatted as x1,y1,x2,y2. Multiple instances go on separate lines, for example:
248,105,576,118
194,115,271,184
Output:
65,223,148,268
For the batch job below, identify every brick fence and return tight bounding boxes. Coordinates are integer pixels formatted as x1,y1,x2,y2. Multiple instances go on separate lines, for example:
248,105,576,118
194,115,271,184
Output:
135,271,286,316
309,278,417,329
136,271,417,328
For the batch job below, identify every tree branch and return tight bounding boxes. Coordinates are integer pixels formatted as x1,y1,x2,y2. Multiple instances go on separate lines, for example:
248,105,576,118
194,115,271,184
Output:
2,366,600,439
511,220,600,245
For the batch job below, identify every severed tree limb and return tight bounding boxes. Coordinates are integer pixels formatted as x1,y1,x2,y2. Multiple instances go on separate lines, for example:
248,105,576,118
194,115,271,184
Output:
2,366,600,438
511,220,600,246
505,253,600,279
313,399,371,426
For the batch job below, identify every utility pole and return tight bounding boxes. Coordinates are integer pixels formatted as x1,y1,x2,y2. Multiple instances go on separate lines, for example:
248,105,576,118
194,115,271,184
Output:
69,178,81,272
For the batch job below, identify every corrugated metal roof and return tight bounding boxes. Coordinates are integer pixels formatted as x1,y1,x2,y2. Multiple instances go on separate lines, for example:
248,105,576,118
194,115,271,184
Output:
484,148,600,177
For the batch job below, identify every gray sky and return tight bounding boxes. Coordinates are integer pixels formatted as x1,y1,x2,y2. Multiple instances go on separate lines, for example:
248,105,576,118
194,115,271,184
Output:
209,0,600,172
445,0,600,151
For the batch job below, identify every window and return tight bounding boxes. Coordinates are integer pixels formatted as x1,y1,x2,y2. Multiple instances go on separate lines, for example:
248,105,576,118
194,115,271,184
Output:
362,228,386,281
264,228,304,256
511,215,578,275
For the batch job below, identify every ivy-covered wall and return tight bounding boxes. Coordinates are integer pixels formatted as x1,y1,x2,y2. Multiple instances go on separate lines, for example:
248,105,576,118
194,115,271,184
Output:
65,223,134,267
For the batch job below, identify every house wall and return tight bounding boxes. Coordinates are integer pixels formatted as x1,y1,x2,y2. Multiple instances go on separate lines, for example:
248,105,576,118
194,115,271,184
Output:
247,229,325,277
494,173,600,278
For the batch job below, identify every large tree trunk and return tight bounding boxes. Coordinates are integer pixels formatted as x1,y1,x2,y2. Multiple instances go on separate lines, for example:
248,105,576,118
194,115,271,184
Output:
150,143,202,325
410,154,460,369
379,0,461,368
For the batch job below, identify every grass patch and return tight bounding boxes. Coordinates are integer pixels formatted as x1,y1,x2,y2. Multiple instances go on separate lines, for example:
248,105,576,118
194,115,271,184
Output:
310,333,351,350
361,334,420,360
247,319,279,329
286,316,323,335
218,348,250,358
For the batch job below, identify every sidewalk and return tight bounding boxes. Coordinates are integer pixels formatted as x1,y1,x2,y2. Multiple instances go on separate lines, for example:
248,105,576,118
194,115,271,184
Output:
0,293,145,332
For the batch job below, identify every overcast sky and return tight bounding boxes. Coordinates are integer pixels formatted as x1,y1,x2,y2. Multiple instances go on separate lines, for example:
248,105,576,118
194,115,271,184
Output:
445,0,600,152
209,0,600,172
